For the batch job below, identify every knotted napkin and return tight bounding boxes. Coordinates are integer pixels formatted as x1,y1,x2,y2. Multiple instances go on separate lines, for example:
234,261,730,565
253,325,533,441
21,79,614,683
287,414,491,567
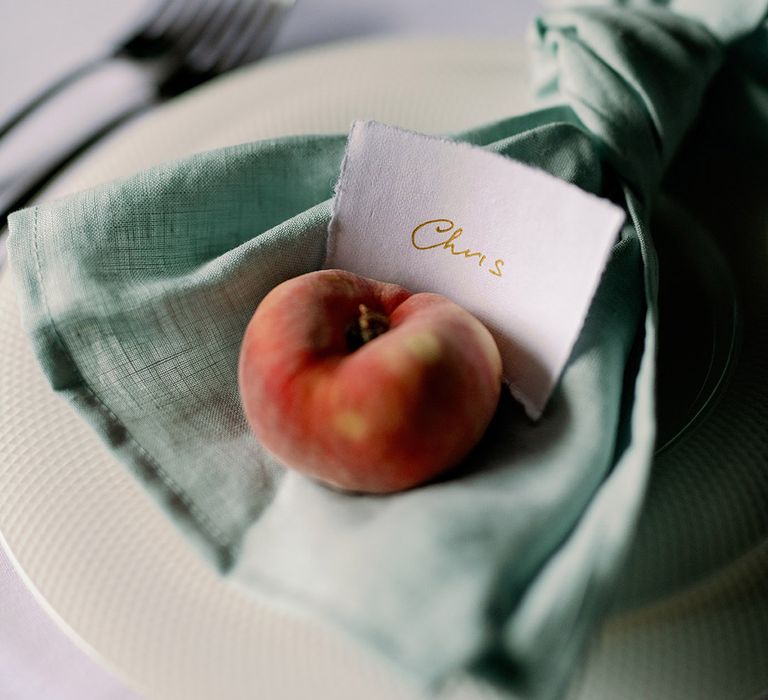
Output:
7,1,768,698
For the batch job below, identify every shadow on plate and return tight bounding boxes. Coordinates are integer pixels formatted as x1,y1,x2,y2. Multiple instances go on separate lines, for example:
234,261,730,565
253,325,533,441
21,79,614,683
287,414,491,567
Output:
652,196,741,454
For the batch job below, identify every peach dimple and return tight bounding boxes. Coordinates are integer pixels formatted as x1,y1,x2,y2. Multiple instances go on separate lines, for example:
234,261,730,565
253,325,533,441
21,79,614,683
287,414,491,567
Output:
238,269,502,493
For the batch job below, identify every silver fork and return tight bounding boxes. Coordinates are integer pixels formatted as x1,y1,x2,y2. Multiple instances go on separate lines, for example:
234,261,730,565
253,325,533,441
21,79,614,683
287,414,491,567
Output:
0,0,295,232
0,0,294,138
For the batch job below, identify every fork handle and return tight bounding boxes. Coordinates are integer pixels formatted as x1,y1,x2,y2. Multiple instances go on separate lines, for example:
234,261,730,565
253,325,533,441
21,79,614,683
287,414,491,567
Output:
0,56,159,230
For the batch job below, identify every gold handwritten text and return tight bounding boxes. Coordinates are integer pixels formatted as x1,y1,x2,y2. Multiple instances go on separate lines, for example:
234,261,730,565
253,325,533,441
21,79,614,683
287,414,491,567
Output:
411,219,504,278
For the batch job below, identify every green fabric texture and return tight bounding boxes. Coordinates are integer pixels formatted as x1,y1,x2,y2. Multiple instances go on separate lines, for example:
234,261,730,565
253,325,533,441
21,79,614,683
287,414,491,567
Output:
6,2,768,698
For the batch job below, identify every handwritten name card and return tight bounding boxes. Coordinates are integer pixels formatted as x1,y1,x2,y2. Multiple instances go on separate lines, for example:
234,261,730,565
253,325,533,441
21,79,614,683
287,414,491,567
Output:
326,121,625,419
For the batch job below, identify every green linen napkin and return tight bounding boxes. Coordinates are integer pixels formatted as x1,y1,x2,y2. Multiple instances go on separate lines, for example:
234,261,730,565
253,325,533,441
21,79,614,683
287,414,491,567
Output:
7,2,767,698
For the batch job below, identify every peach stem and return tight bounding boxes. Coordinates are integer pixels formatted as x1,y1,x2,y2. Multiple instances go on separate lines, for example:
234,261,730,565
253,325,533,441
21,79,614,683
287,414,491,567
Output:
346,304,390,351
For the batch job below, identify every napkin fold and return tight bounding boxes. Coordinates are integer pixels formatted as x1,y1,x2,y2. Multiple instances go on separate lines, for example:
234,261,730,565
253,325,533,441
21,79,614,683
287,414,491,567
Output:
7,2,767,698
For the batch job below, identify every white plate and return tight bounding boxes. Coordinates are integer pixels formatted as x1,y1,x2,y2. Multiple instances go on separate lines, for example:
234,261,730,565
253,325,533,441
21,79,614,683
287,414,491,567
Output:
2,35,767,700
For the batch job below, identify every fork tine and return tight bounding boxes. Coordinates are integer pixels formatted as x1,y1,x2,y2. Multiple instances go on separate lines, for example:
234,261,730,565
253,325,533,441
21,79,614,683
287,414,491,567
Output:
234,0,294,67
159,0,294,96
161,0,212,44
122,0,208,57
220,0,293,72
122,0,183,55
218,1,270,71
185,0,249,72
250,7,284,59
204,0,267,72
157,0,247,95
141,0,185,39
165,0,244,57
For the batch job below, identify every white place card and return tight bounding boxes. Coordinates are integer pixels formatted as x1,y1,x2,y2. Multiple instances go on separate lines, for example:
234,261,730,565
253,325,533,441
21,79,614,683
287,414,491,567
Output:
326,121,625,419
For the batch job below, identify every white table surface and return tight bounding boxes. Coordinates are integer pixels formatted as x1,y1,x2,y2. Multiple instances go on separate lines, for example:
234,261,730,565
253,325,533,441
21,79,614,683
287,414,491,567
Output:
0,3,542,698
